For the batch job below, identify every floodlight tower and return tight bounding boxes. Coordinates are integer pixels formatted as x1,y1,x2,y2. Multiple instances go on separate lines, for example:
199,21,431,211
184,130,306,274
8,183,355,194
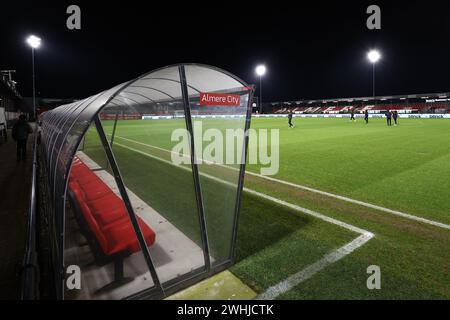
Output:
255,65,267,114
367,50,381,100
26,35,42,119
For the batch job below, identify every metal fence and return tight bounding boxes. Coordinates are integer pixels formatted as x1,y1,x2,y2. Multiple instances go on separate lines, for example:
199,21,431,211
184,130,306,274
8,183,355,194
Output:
20,128,39,300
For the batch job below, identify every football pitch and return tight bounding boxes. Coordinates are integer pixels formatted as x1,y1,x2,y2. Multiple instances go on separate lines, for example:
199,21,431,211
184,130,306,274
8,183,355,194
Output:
83,117,450,299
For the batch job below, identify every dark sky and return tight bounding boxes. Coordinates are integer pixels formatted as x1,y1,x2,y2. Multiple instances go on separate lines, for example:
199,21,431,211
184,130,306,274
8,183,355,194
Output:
1,1,450,102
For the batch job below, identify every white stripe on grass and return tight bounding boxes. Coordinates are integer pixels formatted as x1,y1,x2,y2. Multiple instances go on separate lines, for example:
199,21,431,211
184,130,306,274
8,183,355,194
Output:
255,233,374,300
245,172,450,231
113,135,450,230
113,142,374,300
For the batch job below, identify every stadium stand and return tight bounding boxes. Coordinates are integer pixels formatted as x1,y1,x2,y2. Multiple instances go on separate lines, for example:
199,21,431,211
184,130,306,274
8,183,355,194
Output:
270,93,450,115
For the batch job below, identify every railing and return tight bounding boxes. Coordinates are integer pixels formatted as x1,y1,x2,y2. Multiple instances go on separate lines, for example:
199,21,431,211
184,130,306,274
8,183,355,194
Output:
20,128,39,300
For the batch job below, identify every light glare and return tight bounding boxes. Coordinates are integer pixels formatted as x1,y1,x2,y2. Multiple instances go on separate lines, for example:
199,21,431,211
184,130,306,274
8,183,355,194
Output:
26,35,41,49
367,50,381,63
256,65,267,76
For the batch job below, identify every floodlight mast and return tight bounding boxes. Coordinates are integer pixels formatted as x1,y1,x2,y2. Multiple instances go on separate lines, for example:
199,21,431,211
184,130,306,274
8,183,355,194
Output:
26,35,41,119
367,50,381,101
255,65,266,113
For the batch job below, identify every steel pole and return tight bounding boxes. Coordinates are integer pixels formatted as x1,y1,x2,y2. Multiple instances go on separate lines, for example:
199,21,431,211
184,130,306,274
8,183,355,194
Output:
259,76,263,113
32,48,36,120
373,63,375,100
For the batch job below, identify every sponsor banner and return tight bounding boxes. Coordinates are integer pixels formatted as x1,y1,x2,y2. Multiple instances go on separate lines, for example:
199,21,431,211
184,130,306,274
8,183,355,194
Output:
404,114,450,119
142,115,246,120
141,114,450,120
200,92,241,106
142,116,174,120
254,114,450,119
191,115,246,119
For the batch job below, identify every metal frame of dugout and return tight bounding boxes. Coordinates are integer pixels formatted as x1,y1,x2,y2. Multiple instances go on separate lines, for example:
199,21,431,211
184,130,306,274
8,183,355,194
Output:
39,64,254,299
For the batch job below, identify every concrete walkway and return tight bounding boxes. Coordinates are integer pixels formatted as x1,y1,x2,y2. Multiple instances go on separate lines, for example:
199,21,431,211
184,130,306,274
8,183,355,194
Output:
165,270,256,300
0,131,33,299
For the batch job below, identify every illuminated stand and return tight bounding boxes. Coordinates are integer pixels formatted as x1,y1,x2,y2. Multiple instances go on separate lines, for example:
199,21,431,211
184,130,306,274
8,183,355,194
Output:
39,64,254,299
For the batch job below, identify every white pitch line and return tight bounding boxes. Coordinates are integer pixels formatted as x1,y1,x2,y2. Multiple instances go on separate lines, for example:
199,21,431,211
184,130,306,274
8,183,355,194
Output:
244,172,450,231
112,135,450,231
114,142,369,234
113,142,375,299
243,188,371,236
256,233,374,300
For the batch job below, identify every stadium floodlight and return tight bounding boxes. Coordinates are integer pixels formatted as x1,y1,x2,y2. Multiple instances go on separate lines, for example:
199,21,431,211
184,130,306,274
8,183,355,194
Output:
255,65,267,113
256,65,266,77
26,35,41,49
367,50,381,64
26,35,42,119
367,50,381,100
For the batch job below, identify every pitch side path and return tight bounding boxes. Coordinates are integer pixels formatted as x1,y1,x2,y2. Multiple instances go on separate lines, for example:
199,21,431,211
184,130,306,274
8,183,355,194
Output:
0,130,33,299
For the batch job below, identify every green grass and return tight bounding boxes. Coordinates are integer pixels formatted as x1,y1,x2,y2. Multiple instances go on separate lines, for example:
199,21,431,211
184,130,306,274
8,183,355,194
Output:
80,117,450,299
82,124,237,265
247,117,450,224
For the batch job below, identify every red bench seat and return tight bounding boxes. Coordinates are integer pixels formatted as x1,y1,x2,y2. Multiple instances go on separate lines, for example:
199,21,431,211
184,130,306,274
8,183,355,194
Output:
70,181,126,226
67,156,156,291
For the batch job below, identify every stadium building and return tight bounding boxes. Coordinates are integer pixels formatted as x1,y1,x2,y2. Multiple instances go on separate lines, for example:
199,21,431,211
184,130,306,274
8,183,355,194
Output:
0,71,22,129
268,93,450,115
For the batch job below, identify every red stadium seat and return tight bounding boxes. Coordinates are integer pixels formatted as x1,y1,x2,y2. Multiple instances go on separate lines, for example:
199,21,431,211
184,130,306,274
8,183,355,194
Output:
68,157,156,291
70,179,127,226
89,194,128,226
80,179,113,202
78,200,155,256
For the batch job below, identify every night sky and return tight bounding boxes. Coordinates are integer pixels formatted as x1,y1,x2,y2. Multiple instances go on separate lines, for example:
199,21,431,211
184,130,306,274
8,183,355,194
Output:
1,1,450,102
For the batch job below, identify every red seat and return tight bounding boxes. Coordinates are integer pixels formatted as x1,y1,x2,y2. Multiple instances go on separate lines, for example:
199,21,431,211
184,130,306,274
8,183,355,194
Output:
68,157,156,288
89,194,128,226
88,193,124,213
69,157,156,257
70,165,92,180
74,171,104,185
78,200,155,256
70,181,126,226
80,179,113,202
102,216,156,254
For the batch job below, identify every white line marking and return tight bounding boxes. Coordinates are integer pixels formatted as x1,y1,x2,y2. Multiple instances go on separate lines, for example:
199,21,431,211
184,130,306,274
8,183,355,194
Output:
244,171,450,231
113,135,450,230
243,188,371,235
256,233,374,300
113,142,372,236
113,142,375,299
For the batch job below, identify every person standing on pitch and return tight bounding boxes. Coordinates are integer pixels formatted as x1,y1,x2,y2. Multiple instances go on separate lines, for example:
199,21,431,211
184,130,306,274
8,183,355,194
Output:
364,110,369,124
350,108,356,122
385,110,392,126
393,110,399,126
288,110,295,128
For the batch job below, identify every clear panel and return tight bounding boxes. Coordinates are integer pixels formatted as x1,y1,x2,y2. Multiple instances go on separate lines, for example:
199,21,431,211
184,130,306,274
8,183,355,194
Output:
100,70,207,288
78,122,109,169
185,66,251,266
64,122,155,299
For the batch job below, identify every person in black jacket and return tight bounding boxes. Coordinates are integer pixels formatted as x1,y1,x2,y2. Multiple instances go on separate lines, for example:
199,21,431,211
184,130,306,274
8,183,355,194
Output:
288,110,295,128
12,115,33,161
385,111,392,126
393,111,399,126
350,109,356,122
0,123,7,144
364,110,369,124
